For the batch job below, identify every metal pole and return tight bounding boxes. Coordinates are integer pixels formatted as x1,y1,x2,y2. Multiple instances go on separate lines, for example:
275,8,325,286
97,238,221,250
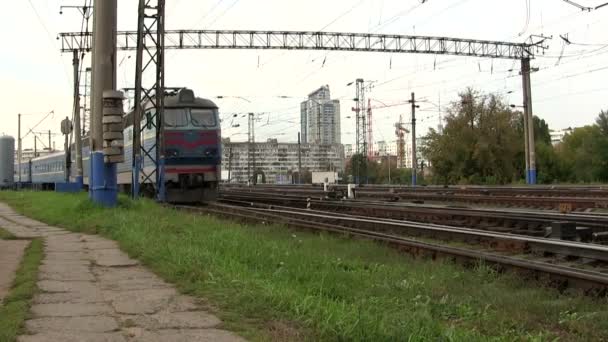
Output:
521,58,531,184
228,146,233,183
64,117,70,182
410,92,417,186
18,114,21,185
251,114,256,185
523,58,537,184
90,0,118,206
248,113,253,183
131,0,146,198
48,130,51,152
155,0,167,202
297,132,302,184
388,155,391,184
354,81,361,183
34,136,37,158
72,50,83,186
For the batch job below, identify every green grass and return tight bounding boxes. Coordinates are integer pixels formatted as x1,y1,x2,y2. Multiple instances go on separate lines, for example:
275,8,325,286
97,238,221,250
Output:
0,239,43,342
1,192,608,341
0,227,16,240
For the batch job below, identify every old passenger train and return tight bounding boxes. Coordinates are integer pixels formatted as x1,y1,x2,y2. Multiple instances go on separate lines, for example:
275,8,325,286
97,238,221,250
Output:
14,88,221,202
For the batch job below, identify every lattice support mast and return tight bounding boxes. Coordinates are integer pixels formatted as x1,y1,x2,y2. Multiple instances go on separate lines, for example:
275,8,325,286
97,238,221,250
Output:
367,98,374,159
132,0,166,201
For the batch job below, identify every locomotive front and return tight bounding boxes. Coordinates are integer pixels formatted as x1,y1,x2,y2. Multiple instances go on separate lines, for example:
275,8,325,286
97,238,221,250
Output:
162,89,221,202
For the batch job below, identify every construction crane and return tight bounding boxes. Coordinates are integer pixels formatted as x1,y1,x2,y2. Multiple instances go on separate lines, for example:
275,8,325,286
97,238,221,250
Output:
360,99,410,161
395,115,410,169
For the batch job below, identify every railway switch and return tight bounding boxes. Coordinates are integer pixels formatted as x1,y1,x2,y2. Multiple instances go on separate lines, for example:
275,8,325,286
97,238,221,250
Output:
550,221,577,240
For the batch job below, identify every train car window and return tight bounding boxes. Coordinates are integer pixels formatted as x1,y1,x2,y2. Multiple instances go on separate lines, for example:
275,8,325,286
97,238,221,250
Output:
164,108,188,127
190,109,216,127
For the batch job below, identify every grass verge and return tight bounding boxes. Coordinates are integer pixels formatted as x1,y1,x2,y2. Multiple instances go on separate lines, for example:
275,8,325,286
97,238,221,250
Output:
0,227,16,240
0,238,43,342
1,191,608,341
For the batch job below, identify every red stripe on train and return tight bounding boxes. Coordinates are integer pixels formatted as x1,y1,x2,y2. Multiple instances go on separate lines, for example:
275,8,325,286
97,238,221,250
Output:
164,140,218,149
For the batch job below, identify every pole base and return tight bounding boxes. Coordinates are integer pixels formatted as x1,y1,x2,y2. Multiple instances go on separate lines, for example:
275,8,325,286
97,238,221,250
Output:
75,175,83,189
528,169,537,185
90,152,118,207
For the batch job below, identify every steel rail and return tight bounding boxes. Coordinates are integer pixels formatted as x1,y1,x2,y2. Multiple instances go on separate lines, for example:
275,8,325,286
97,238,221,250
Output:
219,190,608,231
220,186,607,210
219,199,608,262
174,203,608,291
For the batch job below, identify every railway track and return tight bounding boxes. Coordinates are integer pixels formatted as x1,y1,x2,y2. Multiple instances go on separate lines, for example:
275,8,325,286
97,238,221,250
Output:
224,183,608,198
221,184,608,210
219,190,608,242
174,202,608,294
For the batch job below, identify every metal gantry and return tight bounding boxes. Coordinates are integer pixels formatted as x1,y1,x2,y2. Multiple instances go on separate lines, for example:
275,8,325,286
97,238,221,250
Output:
59,28,548,186
59,30,539,59
132,0,166,200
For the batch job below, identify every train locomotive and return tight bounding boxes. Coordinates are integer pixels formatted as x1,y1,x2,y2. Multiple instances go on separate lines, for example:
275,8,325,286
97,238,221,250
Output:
14,88,221,203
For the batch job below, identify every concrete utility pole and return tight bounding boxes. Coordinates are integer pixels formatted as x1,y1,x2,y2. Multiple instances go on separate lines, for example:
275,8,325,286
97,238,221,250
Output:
72,50,83,186
409,92,418,186
228,146,233,183
83,67,91,135
34,136,37,158
61,117,71,182
48,130,52,152
248,113,255,184
17,114,21,185
297,132,302,184
90,0,118,205
521,58,536,184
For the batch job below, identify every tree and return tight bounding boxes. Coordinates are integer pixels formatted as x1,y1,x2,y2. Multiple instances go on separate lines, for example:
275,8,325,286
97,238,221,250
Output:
345,153,370,184
556,122,608,183
596,110,608,136
422,89,521,184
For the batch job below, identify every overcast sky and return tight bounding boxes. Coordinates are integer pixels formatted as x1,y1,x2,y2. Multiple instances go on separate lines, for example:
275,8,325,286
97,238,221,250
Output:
1,0,607,150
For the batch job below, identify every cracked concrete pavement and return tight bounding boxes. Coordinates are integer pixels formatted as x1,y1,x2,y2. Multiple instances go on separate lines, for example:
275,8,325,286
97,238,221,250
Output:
0,202,247,342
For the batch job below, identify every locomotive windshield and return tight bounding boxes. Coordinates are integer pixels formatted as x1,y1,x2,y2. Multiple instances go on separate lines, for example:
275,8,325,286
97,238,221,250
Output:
190,109,216,127
164,108,188,127
164,108,217,128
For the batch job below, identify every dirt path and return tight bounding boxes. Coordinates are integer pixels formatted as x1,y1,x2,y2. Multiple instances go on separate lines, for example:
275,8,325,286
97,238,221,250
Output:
0,203,246,342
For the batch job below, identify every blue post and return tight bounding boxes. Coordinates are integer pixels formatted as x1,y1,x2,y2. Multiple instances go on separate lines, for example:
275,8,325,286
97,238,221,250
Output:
157,157,166,202
89,157,94,199
90,152,118,207
75,175,83,189
412,172,417,187
529,169,537,185
132,155,141,198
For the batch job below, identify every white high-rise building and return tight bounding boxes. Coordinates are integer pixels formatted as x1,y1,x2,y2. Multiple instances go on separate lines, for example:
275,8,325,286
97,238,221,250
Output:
300,85,341,145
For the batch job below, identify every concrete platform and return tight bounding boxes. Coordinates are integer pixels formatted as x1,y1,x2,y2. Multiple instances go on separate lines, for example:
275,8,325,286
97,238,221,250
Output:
0,202,247,342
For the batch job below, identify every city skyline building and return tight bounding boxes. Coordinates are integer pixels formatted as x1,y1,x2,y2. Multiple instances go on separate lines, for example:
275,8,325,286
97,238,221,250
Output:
300,85,341,145
222,138,344,184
